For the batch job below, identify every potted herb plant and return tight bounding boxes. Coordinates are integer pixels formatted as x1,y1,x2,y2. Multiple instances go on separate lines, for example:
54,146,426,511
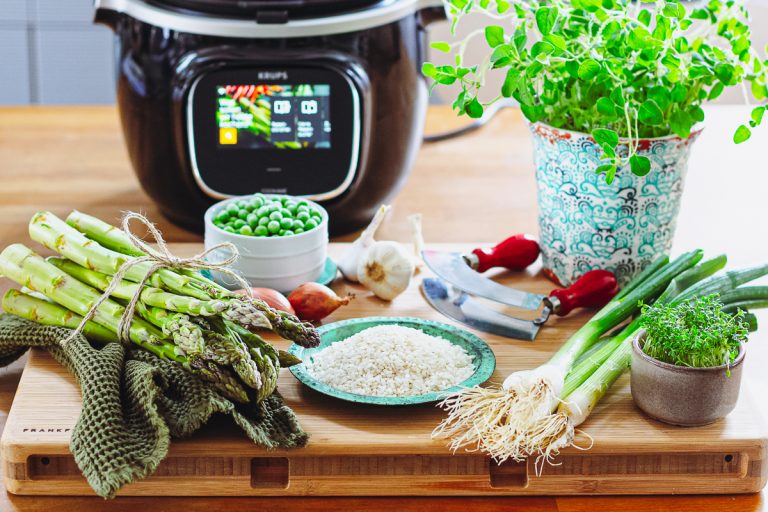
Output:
424,0,768,285
631,295,749,426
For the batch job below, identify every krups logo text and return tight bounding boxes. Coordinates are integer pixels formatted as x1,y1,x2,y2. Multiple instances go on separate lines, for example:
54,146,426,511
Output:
258,71,288,80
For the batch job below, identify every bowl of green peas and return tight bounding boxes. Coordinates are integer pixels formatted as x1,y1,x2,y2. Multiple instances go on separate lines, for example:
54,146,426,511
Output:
204,194,328,292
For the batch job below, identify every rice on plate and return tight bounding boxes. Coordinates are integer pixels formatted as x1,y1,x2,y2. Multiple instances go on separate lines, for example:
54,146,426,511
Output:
304,325,475,397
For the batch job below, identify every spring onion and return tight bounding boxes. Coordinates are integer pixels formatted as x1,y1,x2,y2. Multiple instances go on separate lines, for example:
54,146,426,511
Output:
432,250,703,465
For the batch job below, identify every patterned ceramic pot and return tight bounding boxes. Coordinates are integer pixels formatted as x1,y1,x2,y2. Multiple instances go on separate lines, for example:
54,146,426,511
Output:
530,123,701,286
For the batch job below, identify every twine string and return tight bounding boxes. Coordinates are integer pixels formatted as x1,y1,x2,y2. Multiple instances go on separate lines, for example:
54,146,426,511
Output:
61,212,251,346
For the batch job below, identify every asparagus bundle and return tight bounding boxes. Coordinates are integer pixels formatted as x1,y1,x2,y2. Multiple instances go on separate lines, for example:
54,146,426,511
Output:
0,211,318,405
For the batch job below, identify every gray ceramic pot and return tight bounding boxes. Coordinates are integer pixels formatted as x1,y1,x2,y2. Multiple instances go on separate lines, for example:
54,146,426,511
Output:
630,329,745,426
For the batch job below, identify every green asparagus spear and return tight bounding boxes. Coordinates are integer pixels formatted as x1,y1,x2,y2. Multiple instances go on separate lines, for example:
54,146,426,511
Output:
48,257,227,317
0,244,171,353
135,302,206,356
29,212,211,301
63,210,320,347
3,289,116,344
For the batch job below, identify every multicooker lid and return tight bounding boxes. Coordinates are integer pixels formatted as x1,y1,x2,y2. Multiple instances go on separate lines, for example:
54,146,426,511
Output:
94,0,445,38
147,0,382,21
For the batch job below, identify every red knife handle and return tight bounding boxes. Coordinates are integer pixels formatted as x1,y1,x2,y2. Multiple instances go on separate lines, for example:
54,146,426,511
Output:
470,234,540,273
548,270,619,316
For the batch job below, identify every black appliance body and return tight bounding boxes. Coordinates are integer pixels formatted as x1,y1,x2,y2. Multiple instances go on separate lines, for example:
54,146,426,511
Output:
94,0,445,234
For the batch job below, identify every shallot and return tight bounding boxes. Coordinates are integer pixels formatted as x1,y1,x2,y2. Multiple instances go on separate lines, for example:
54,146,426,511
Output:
236,287,295,314
288,282,352,322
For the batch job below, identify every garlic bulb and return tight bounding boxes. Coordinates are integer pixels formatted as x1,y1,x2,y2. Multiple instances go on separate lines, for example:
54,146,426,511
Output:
357,241,415,301
338,204,391,282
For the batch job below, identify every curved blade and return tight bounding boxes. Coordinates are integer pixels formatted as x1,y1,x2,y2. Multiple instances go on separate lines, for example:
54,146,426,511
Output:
422,250,545,310
421,278,539,341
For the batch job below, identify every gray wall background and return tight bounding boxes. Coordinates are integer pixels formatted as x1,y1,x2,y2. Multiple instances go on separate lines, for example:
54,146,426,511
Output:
0,0,115,104
1,0,766,105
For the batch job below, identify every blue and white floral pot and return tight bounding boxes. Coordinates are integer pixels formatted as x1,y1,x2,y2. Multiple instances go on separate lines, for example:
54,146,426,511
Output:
530,123,702,286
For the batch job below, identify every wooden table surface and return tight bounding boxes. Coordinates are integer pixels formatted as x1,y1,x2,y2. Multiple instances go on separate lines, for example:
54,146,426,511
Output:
0,105,766,511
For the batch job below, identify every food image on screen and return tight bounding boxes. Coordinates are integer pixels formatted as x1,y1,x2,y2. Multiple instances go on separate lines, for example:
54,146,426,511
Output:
216,84,331,149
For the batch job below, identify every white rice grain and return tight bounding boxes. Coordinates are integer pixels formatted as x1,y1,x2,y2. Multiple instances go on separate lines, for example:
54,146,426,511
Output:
304,325,475,397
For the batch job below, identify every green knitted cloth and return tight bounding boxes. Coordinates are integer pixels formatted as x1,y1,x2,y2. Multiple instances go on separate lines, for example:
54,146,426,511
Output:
0,314,308,498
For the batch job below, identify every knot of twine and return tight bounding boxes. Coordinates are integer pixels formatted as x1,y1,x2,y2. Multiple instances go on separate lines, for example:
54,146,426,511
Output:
62,212,251,346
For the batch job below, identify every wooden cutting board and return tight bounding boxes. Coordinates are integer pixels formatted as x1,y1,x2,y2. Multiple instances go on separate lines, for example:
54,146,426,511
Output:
2,244,766,496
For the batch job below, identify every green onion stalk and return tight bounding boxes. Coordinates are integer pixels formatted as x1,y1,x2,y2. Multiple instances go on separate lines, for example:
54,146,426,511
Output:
432,251,704,465
555,258,768,461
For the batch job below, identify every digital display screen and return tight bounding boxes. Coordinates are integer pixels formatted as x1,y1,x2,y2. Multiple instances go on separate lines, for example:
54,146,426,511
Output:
216,84,331,149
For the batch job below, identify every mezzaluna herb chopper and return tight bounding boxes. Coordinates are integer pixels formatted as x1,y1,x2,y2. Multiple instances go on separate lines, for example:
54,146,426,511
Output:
421,235,619,340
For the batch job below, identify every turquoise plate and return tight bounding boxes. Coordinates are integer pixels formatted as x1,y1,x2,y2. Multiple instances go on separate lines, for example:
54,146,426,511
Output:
288,316,496,406
200,257,337,289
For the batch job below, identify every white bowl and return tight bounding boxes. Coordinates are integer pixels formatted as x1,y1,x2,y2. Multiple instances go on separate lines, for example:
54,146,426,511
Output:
203,195,329,293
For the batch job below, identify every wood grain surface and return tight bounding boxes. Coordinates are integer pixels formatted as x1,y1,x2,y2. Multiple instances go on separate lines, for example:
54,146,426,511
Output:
3,244,765,497
0,105,766,510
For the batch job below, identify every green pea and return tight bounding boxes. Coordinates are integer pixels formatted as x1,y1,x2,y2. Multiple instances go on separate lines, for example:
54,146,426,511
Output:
278,229,286,236
252,196,265,208
297,200,309,208
236,200,248,209
258,216,270,227
256,206,270,217
267,220,281,234
245,200,259,211
254,225,268,236
304,218,318,230
237,209,249,220
280,196,290,205
292,219,304,230
296,211,310,222
310,209,322,219
214,212,229,224
294,228,304,234
282,230,294,236
233,219,246,229
239,225,253,236
297,204,309,214
280,218,293,230
226,204,239,216
246,213,258,225
224,226,235,233
269,211,283,221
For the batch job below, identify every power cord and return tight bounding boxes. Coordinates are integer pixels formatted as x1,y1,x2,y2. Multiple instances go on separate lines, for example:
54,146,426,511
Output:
422,99,517,143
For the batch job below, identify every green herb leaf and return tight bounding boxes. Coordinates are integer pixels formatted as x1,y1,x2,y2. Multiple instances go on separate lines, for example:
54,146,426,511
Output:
431,42,451,53
531,41,555,58
485,25,505,48
639,99,664,126
544,34,567,54
734,124,752,144
670,110,693,138
751,106,765,126
648,86,671,111
638,9,652,26
535,7,558,35
690,105,705,122
421,62,436,77
629,155,651,176
592,128,619,147
465,97,484,119
595,163,617,183
596,97,617,117
578,59,601,80
501,68,519,98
